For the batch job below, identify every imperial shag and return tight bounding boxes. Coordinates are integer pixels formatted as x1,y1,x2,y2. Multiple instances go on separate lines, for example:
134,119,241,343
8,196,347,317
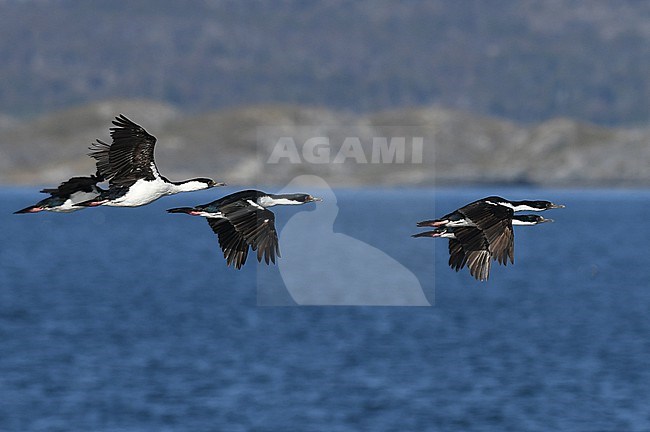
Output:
413,197,564,280
167,190,321,269
14,173,104,214
416,196,564,228
79,114,224,207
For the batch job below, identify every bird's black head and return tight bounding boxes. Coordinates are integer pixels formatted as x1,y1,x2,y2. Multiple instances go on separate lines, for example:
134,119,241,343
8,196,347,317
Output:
506,199,565,211
176,178,226,191
201,178,226,188
512,214,553,225
526,200,565,210
290,193,322,203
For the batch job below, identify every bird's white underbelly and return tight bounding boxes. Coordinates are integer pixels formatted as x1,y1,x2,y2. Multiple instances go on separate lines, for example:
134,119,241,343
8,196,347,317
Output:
52,190,101,212
51,199,79,212
108,180,173,207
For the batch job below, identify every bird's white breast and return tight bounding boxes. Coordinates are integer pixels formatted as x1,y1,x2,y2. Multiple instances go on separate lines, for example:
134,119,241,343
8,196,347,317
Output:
108,179,172,207
50,190,101,212
50,199,80,212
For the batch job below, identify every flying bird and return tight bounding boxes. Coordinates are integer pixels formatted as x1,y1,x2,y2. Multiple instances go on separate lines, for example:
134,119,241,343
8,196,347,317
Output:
416,196,563,228
79,114,224,207
14,173,104,214
413,197,563,280
414,214,553,280
167,190,321,269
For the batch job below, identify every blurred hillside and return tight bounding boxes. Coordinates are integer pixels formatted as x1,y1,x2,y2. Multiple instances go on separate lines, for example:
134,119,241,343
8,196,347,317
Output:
1,100,648,187
1,0,649,125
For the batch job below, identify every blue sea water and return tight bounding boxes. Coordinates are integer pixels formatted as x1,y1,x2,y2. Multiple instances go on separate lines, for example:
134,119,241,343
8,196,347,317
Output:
1,187,649,431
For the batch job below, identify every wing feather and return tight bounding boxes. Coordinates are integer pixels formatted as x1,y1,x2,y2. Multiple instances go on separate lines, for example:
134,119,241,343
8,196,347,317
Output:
448,239,468,271
40,174,103,197
459,203,515,265
450,227,493,281
226,207,280,265
207,219,250,269
89,114,160,185
202,197,280,268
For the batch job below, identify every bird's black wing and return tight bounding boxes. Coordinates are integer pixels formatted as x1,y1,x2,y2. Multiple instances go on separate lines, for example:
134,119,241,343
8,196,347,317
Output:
202,193,280,267
450,227,492,281
89,114,160,186
225,207,280,265
40,174,103,197
448,238,468,271
459,203,515,265
207,218,250,269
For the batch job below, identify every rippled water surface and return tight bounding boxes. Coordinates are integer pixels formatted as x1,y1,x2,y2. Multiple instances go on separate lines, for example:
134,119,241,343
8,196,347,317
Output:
1,187,649,431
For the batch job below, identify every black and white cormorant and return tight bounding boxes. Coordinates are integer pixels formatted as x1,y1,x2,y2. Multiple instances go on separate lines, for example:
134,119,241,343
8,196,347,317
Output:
14,173,104,214
416,196,564,228
413,215,553,280
167,190,321,269
79,114,224,207
413,196,563,280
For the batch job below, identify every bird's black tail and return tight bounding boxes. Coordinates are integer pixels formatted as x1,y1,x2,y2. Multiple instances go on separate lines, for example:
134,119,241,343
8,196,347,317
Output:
416,219,444,227
167,207,195,214
75,199,101,207
14,205,43,214
411,231,440,238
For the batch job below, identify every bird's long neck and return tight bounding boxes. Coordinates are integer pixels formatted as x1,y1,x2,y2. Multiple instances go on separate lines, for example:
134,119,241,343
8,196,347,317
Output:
171,179,208,192
503,200,542,212
258,194,303,207
511,216,541,226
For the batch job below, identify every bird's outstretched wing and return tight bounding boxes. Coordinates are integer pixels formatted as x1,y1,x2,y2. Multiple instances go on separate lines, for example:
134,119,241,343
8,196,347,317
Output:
450,227,492,281
40,174,103,197
204,198,280,268
89,114,160,186
448,238,468,272
226,207,280,265
459,203,515,265
207,218,250,270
